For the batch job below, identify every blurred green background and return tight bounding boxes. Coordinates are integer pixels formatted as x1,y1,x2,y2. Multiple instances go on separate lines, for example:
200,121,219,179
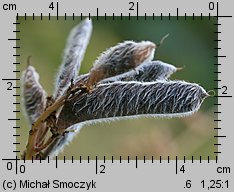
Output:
16,16,217,159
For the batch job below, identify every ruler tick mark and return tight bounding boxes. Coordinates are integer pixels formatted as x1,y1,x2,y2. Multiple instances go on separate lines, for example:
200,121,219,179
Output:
8,39,20,41
56,2,59,20
96,8,99,20
136,156,138,168
136,2,139,20
214,135,226,138
2,78,20,81
176,8,178,20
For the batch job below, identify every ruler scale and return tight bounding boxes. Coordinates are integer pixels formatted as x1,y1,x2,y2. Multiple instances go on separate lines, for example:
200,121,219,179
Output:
0,0,233,191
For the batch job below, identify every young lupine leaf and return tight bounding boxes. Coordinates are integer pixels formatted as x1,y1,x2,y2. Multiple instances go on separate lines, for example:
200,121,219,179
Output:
57,81,208,130
22,65,47,123
54,18,92,99
101,60,177,83
85,41,156,88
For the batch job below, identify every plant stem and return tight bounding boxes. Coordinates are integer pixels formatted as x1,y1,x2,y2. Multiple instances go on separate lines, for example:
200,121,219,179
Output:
24,83,87,159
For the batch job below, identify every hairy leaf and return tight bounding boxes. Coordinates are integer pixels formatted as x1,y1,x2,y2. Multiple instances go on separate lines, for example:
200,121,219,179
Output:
101,60,177,83
85,41,156,88
22,65,47,123
54,18,92,99
57,81,208,129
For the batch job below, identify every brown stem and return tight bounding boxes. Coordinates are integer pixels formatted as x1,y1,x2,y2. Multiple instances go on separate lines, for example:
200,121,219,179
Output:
25,82,87,159
25,96,66,159
25,130,37,159
35,135,58,153
36,124,49,147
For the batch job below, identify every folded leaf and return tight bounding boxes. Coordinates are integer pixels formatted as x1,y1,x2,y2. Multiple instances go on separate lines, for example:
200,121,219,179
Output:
57,81,208,130
22,65,47,123
101,60,177,83
54,18,92,99
85,41,156,88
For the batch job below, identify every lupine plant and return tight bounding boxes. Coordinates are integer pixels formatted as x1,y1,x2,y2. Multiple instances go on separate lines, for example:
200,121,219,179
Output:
22,18,209,160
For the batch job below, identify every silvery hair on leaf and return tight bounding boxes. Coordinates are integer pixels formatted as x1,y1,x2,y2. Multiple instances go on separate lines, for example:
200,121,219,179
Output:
73,60,177,85
22,65,47,123
94,41,155,70
101,60,177,83
54,18,92,99
22,18,209,160
57,81,208,130
85,40,156,88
